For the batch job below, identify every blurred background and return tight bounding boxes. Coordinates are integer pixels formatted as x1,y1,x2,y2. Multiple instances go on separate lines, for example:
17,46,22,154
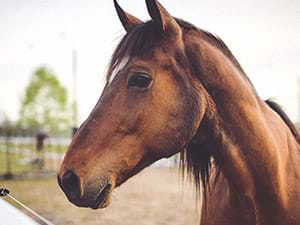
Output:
0,0,299,224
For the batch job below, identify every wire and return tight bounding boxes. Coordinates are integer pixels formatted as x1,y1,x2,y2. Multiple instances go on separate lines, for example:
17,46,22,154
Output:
0,188,55,225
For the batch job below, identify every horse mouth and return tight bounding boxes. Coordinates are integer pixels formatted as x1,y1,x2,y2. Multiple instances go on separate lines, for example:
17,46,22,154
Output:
91,183,112,209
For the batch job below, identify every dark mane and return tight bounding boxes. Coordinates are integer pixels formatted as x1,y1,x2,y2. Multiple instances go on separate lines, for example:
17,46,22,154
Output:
265,100,300,144
177,19,246,75
175,19,258,95
107,20,162,82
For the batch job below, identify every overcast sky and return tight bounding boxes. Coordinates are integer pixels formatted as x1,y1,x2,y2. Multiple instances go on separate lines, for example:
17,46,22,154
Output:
0,0,300,124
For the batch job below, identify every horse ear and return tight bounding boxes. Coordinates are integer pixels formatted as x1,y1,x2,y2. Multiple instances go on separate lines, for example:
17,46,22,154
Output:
145,0,180,34
114,0,142,32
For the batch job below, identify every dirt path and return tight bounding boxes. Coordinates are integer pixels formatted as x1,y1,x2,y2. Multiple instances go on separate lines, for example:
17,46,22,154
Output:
0,168,200,225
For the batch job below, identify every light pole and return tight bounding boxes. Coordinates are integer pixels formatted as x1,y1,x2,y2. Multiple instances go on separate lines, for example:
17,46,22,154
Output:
72,49,78,136
298,75,300,124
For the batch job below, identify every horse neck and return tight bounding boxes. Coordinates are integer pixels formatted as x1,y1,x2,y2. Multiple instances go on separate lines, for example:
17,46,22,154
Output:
188,38,299,220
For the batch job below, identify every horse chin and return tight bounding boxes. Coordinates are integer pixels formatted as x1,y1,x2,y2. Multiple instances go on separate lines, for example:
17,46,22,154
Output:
90,183,113,210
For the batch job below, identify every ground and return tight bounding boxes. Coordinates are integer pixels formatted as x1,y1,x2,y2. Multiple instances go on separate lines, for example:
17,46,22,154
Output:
0,168,200,225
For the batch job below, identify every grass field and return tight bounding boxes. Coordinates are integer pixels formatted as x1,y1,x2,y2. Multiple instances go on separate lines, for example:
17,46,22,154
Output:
0,168,200,225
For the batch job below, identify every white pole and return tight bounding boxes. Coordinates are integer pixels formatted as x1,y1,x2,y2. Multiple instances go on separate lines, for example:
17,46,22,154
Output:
72,49,78,130
298,75,300,123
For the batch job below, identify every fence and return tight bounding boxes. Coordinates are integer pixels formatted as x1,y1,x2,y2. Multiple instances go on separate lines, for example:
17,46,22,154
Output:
0,134,181,180
0,136,69,179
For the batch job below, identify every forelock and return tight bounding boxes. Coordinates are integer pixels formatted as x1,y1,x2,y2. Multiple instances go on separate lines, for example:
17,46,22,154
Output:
106,21,164,83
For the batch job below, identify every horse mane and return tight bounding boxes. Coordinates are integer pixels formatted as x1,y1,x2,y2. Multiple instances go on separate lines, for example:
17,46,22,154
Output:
107,20,161,83
265,100,300,144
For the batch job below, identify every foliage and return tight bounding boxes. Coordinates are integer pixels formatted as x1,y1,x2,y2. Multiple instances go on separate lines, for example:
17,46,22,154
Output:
19,67,71,135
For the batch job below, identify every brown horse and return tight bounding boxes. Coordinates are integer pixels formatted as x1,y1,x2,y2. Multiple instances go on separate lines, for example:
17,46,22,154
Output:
58,1,300,224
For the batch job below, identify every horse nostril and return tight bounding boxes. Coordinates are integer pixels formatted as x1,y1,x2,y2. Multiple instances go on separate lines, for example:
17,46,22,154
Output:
59,170,81,201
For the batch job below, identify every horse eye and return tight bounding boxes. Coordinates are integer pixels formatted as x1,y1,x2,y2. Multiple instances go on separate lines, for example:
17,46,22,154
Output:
128,73,152,89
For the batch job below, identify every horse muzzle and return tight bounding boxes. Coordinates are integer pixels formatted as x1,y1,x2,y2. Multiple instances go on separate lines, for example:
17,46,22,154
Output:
57,170,113,209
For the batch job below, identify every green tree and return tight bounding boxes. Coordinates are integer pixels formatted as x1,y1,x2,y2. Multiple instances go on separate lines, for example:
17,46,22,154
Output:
19,67,71,135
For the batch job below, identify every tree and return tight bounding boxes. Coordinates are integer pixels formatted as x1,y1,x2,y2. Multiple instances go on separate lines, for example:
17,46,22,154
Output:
19,67,71,135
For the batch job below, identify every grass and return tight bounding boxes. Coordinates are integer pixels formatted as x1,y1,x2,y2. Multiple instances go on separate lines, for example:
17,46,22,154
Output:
0,151,61,175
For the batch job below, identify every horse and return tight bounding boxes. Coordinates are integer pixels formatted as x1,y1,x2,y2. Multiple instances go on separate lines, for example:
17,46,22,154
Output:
58,1,300,224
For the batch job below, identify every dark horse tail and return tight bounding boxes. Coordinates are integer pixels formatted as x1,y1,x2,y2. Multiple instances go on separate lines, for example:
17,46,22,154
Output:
265,99,300,144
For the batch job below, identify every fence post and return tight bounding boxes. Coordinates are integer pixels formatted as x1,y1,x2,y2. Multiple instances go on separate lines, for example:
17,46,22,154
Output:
4,130,13,179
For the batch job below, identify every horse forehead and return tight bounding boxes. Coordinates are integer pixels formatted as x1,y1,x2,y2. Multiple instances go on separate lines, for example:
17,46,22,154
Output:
108,56,130,85
107,48,176,86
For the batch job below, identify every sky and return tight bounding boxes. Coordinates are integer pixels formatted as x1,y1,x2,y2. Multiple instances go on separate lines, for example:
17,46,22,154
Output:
0,0,300,124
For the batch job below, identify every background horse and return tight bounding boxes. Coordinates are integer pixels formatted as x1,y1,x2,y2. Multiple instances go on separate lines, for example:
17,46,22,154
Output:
58,1,300,224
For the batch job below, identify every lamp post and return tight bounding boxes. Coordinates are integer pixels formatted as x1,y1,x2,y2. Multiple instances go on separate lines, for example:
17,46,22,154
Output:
72,49,78,136
298,75,300,124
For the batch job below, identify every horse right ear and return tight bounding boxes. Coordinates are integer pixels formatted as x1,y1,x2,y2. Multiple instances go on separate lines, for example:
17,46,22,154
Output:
114,0,142,32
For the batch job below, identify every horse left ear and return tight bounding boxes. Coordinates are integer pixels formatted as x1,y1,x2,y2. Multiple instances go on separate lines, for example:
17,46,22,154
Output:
145,0,181,35
114,0,142,32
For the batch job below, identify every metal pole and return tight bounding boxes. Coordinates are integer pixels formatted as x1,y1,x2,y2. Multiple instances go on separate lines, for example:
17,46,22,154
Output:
72,49,78,136
298,75,300,123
